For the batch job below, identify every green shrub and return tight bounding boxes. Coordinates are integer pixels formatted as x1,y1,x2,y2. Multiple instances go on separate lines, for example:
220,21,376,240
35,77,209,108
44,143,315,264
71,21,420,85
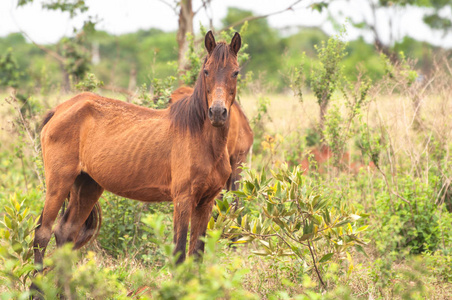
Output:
0,48,21,89
75,72,104,92
97,193,172,264
424,250,452,283
212,165,369,289
0,194,39,298
150,230,257,300
368,255,430,299
32,244,126,299
372,176,444,254
134,75,176,109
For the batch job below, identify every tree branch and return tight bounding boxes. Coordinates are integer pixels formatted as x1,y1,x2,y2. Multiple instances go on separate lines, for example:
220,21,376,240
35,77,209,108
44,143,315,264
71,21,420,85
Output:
194,0,212,16
216,0,304,33
20,30,66,64
157,0,179,15
308,240,326,289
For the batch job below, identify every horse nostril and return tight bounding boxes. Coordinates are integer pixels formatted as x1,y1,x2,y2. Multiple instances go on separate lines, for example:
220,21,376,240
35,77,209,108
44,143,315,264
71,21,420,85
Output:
208,107,213,119
222,108,227,118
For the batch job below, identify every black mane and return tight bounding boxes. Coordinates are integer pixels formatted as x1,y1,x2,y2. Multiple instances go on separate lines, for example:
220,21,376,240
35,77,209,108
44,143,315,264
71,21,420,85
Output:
41,109,55,129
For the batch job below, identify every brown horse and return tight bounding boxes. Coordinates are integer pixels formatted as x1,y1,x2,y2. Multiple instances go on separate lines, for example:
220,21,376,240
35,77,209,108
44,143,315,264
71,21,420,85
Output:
170,86,253,193
32,31,242,285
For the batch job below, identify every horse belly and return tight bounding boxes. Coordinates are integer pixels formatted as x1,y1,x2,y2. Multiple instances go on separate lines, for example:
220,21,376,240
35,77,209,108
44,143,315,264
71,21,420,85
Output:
113,187,171,202
85,159,172,202
87,167,172,202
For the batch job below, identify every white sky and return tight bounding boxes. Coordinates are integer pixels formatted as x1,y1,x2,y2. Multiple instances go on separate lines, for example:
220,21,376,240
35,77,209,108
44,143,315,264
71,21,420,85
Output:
0,0,451,48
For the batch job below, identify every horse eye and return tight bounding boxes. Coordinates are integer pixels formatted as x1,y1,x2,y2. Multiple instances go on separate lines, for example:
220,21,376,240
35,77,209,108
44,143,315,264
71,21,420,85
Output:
232,71,239,78
204,69,209,76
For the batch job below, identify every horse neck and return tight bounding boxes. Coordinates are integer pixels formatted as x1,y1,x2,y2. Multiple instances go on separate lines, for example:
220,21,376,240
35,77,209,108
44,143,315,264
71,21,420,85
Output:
203,117,230,159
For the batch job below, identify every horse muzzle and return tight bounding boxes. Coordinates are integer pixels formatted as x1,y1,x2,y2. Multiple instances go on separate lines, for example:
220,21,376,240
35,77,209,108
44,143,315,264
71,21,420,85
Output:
208,105,228,127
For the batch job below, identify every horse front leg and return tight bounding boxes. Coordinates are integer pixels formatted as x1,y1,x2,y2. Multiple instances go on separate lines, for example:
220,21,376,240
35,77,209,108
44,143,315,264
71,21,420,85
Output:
172,196,194,264
188,198,215,259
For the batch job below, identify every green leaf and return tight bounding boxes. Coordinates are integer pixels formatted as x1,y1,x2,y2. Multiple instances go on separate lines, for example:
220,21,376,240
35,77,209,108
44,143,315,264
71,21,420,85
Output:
356,225,369,233
334,219,351,227
4,206,14,217
232,190,247,198
16,264,35,278
299,233,313,241
258,240,270,248
232,236,254,244
241,214,248,228
251,249,270,256
207,216,215,230
355,244,368,257
277,249,295,257
15,201,21,212
4,215,12,229
245,181,255,194
312,215,323,225
310,2,328,13
252,221,257,234
323,208,331,224
273,217,286,229
319,252,334,263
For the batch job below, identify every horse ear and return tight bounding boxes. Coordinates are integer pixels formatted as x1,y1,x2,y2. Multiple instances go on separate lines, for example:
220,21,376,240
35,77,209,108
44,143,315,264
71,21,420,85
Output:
205,30,216,55
230,32,241,56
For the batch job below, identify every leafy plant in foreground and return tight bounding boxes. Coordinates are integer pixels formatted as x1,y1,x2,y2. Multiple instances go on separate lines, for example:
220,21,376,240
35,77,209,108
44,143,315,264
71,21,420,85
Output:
212,164,369,289
32,244,126,299
0,194,38,298
141,214,257,299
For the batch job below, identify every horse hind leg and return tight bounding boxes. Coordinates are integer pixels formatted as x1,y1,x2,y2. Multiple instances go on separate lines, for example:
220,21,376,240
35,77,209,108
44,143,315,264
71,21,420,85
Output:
231,151,248,192
54,172,103,249
227,155,241,210
31,168,80,298
33,171,79,269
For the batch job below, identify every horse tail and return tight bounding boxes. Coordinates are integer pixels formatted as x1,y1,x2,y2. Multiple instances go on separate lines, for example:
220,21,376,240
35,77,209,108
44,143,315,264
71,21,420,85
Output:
41,109,55,129
73,202,102,250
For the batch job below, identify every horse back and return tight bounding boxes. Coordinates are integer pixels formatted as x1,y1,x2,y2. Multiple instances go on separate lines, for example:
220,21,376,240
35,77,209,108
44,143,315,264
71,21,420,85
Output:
170,86,194,104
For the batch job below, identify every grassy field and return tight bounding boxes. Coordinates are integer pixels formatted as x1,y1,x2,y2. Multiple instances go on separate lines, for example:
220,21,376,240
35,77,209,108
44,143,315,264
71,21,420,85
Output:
1,77,452,299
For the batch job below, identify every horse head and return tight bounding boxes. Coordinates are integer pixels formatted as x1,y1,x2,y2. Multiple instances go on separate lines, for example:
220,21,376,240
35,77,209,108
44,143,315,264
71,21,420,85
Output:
203,31,241,127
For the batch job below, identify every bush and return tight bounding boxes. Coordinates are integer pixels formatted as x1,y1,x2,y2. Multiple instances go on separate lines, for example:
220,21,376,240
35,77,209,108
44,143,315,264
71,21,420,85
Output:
0,194,39,298
212,164,369,289
97,192,172,264
152,231,257,300
32,244,126,299
372,176,444,254
425,250,452,283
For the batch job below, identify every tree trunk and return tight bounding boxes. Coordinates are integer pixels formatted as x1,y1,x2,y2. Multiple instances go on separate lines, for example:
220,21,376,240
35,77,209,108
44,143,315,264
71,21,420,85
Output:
59,62,71,92
177,0,194,72
374,38,398,65
319,100,328,134
128,64,137,92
